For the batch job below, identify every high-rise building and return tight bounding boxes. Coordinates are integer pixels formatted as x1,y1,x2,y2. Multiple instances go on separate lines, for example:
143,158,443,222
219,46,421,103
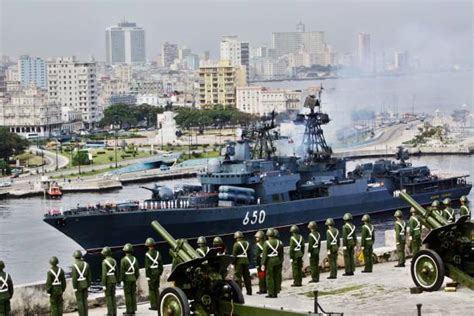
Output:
220,36,250,80
357,32,371,69
198,60,247,107
178,47,192,60
271,23,331,65
47,56,100,127
162,42,178,68
394,51,409,71
0,66,6,94
17,55,47,89
105,21,146,64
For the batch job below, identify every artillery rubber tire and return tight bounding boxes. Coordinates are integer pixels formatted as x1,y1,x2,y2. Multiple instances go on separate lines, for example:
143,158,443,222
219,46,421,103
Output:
411,249,445,291
159,287,191,316
226,280,245,304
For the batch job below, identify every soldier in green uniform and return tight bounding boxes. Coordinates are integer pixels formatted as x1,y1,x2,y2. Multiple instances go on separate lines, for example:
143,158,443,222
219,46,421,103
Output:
431,200,441,216
408,207,422,255
342,213,357,276
442,198,454,223
46,256,66,316
325,218,339,279
254,230,267,294
289,225,304,286
273,228,283,294
72,250,91,316
232,231,252,295
394,210,407,267
307,221,321,283
261,229,281,298
196,236,210,257
101,247,118,316
459,195,470,217
120,243,140,315
144,238,163,311
361,214,375,273
213,236,226,255
0,261,13,316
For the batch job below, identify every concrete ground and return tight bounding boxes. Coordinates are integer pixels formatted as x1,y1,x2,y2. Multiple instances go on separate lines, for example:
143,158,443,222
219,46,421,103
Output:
66,261,472,316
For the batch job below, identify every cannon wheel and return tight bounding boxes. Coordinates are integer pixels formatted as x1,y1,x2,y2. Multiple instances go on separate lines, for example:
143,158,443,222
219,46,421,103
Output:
226,280,245,304
411,249,445,291
159,287,191,316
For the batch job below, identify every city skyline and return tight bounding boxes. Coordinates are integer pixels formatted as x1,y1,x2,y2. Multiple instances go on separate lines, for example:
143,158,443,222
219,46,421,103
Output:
1,0,472,67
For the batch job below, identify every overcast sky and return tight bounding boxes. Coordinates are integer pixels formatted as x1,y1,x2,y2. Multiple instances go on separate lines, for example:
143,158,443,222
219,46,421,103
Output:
1,0,472,65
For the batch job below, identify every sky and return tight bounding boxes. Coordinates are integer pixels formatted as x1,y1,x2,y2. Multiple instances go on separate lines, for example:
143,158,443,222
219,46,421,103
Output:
0,0,472,66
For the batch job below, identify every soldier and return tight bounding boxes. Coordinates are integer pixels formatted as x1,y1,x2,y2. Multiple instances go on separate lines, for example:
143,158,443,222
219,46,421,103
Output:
46,256,66,316
261,229,281,298
394,210,407,267
254,230,267,294
289,225,304,286
213,236,226,255
273,228,284,294
431,200,441,216
408,207,422,255
72,250,91,316
361,214,375,273
196,236,210,257
307,221,321,283
120,243,140,315
459,195,470,217
232,231,252,295
101,247,118,316
325,218,339,279
145,238,163,311
342,213,357,276
0,261,13,316
442,198,454,223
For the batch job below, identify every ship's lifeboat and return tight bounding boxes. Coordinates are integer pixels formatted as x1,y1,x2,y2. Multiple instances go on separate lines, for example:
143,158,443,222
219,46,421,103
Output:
47,185,63,199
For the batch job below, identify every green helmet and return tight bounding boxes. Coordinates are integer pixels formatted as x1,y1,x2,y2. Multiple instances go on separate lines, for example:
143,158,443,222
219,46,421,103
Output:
234,231,243,239
197,236,207,245
362,214,371,222
123,243,133,253
73,250,82,259
443,198,451,205
273,228,280,238
394,210,403,218
325,218,335,226
254,230,264,239
431,200,440,208
49,256,59,266
145,237,156,247
410,207,416,213
460,195,468,203
0,261,4,271
212,236,224,247
290,225,299,233
343,213,353,221
266,228,275,237
308,221,317,230
101,246,112,257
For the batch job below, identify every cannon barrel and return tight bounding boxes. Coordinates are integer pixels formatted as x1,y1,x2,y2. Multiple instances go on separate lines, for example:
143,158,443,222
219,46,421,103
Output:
140,186,155,192
397,191,448,229
151,220,199,263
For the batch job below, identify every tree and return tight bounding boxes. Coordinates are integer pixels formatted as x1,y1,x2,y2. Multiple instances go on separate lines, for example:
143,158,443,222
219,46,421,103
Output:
100,103,165,128
72,150,90,166
0,128,29,161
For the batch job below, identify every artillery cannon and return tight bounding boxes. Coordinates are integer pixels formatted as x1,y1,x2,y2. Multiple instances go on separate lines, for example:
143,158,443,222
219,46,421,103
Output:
140,185,173,201
151,220,324,316
396,191,474,291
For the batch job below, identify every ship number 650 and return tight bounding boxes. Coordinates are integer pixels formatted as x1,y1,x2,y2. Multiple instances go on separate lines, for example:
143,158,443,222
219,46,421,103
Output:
243,210,266,225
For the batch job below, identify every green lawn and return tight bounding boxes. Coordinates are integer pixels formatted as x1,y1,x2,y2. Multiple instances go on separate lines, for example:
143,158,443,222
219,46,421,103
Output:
64,148,154,168
15,152,44,167
176,150,220,164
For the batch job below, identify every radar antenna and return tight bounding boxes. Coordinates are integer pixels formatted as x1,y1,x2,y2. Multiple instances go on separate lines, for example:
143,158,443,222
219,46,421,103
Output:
243,111,278,160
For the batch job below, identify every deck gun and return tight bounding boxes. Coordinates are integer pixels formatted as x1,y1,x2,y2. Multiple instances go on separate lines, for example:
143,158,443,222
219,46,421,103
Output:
396,190,474,291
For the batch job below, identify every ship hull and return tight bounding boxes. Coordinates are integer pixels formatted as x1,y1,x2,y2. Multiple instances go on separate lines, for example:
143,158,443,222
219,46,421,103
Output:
44,184,471,277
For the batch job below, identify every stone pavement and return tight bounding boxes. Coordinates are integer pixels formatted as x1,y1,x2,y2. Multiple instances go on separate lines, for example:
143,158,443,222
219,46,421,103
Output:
65,261,472,315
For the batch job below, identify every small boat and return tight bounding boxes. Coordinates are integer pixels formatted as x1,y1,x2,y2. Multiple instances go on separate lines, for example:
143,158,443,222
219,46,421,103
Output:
47,184,63,199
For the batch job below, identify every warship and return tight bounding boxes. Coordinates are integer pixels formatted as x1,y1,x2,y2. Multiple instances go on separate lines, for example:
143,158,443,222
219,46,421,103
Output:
43,91,471,272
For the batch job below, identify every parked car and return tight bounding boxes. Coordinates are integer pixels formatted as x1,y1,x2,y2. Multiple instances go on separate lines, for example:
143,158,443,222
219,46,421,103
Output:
159,164,170,171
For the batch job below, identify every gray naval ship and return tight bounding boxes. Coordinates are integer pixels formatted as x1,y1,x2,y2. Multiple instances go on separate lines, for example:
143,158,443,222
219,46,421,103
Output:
44,91,471,273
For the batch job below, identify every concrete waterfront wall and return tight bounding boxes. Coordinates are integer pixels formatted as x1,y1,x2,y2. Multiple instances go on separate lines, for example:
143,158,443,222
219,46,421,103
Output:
11,231,403,315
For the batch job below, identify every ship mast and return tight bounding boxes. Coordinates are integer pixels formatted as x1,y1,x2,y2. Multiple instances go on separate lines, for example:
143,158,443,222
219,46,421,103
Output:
243,111,278,160
302,86,332,162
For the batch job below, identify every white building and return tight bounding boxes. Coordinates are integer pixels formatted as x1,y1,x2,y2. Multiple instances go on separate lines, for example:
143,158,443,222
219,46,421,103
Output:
47,56,101,128
220,35,249,80
18,55,47,89
162,42,178,68
113,64,133,82
0,85,62,137
137,94,161,106
357,32,371,69
236,86,301,115
105,21,146,64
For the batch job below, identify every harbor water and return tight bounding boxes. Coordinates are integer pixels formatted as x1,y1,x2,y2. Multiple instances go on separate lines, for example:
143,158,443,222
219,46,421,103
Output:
0,155,472,284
